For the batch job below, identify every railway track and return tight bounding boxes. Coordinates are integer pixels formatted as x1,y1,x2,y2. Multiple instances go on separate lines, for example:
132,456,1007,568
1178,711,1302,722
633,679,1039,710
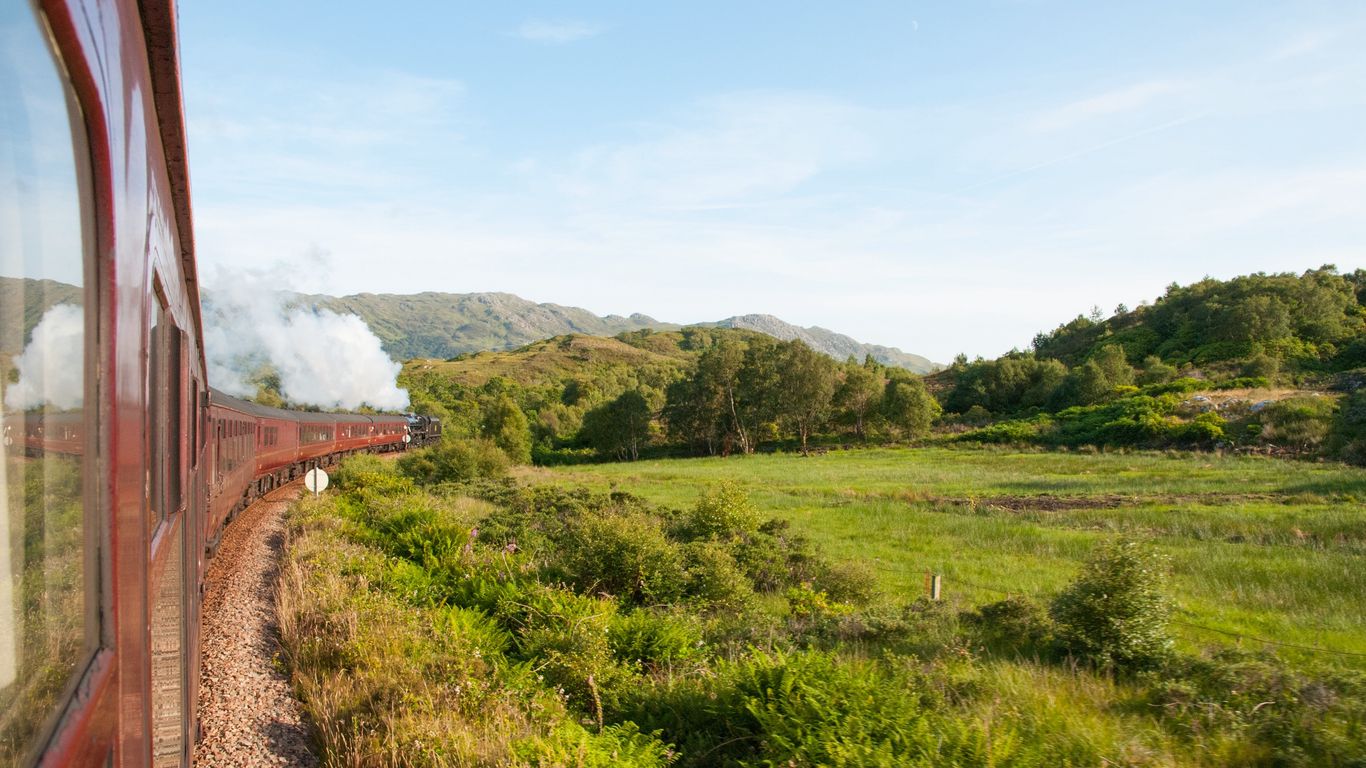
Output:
194,482,317,768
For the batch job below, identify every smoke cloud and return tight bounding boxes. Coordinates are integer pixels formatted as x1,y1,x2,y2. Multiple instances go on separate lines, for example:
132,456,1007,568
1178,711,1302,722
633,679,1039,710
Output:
4,303,84,411
202,267,409,411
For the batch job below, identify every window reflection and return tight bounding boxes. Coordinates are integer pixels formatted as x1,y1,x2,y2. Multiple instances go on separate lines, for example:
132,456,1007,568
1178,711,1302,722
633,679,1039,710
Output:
0,2,93,765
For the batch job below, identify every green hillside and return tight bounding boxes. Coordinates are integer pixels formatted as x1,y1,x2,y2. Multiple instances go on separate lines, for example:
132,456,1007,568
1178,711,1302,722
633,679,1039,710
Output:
929,267,1366,461
300,290,676,362
288,289,939,373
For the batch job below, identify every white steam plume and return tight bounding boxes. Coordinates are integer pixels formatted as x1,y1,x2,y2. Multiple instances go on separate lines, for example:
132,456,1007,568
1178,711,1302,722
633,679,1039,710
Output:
4,303,83,411
202,267,409,411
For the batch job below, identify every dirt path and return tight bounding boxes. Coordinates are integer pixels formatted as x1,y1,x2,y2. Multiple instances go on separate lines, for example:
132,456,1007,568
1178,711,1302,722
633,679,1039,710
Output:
194,483,318,767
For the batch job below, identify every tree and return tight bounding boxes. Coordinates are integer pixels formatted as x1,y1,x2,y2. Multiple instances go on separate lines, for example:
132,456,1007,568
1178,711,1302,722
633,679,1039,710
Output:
775,341,836,454
882,376,940,438
834,363,882,440
1068,361,1112,406
481,393,531,464
1091,345,1133,388
663,376,723,455
734,337,784,453
581,390,652,460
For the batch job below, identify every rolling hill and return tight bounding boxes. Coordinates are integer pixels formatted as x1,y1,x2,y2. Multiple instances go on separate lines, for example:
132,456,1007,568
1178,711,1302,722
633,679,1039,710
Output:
292,290,939,372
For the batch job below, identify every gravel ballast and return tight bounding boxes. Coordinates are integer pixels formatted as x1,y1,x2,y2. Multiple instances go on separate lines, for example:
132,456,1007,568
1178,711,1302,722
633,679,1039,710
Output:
194,483,318,767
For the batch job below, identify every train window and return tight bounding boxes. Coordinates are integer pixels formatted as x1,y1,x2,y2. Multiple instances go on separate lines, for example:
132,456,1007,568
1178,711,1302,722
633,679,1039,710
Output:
0,2,99,762
149,290,182,535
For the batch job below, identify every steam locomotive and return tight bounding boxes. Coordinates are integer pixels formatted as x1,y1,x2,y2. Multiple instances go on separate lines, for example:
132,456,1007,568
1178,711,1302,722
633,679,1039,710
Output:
0,1,436,765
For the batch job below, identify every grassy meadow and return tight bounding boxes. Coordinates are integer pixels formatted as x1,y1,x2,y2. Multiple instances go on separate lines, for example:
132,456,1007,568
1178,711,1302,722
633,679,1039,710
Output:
533,446,1366,664
278,445,1366,766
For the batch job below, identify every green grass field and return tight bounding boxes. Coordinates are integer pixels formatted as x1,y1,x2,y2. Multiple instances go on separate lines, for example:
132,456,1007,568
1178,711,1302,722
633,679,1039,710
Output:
533,446,1366,666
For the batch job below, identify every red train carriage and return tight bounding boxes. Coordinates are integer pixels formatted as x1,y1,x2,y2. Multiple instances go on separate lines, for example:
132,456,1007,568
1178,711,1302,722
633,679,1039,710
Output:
204,390,409,550
3,0,209,765
1,2,426,766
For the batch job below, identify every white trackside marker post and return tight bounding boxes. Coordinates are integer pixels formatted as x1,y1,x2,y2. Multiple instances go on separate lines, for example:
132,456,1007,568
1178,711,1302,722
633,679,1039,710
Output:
304,467,329,498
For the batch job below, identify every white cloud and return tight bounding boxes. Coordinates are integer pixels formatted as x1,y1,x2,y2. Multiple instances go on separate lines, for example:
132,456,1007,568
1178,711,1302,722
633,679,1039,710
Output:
549,92,876,210
1030,80,1189,132
186,70,467,202
515,20,604,44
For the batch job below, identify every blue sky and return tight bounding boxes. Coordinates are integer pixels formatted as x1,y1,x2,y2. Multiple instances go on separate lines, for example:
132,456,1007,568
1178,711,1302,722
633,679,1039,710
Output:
179,1,1366,363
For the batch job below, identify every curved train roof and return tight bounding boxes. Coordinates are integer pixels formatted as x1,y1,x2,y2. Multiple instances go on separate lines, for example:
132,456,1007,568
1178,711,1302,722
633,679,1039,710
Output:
207,388,406,424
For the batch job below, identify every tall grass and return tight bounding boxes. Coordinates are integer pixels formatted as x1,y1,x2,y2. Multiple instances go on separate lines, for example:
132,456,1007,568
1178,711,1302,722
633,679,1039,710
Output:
277,448,1366,766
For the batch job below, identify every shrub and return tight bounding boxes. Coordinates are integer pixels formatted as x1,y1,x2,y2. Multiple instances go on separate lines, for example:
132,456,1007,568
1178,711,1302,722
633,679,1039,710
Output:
397,438,510,485
331,453,410,493
1150,650,1366,768
1215,376,1272,390
498,583,632,711
1241,352,1281,381
812,560,878,606
675,481,760,540
730,519,823,592
962,596,1053,657
557,510,687,605
1180,412,1226,444
961,404,992,426
618,650,1042,768
681,541,753,609
1050,540,1172,671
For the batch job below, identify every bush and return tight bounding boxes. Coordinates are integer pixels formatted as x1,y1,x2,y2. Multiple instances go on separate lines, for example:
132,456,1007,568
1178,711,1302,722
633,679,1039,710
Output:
675,481,760,540
963,596,1054,657
681,541,753,609
557,510,687,605
617,650,1043,768
1180,411,1226,444
961,404,992,426
1050,540,1172,671
730,519,823,592
813,561,878,606
331,453,409,493
397,437,510,485
497,583,631,711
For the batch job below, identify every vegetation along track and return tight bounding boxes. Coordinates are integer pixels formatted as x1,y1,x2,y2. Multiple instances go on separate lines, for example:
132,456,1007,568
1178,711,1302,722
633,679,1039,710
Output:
194,482,318,768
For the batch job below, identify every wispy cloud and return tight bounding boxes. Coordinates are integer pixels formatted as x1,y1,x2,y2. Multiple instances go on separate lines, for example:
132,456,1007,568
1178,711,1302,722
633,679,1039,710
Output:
187,70,467,202
515,19,604,44
1030,80,1189,132
546,91,876,210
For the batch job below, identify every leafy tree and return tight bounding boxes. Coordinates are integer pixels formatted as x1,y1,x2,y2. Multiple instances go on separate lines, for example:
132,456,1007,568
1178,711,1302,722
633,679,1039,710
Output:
1068,360,1112,406
1091,345,1134,388
481,393,532,463
1241,352,1280,382
834,362,882,440
581,390,652,460
775,341,837,454
882,376,939,438
734,337,784,453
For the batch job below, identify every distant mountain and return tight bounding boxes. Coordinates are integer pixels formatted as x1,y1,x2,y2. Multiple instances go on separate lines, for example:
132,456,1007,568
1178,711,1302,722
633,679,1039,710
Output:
296,291,680,363
291,290,939,373
705,314,939,374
